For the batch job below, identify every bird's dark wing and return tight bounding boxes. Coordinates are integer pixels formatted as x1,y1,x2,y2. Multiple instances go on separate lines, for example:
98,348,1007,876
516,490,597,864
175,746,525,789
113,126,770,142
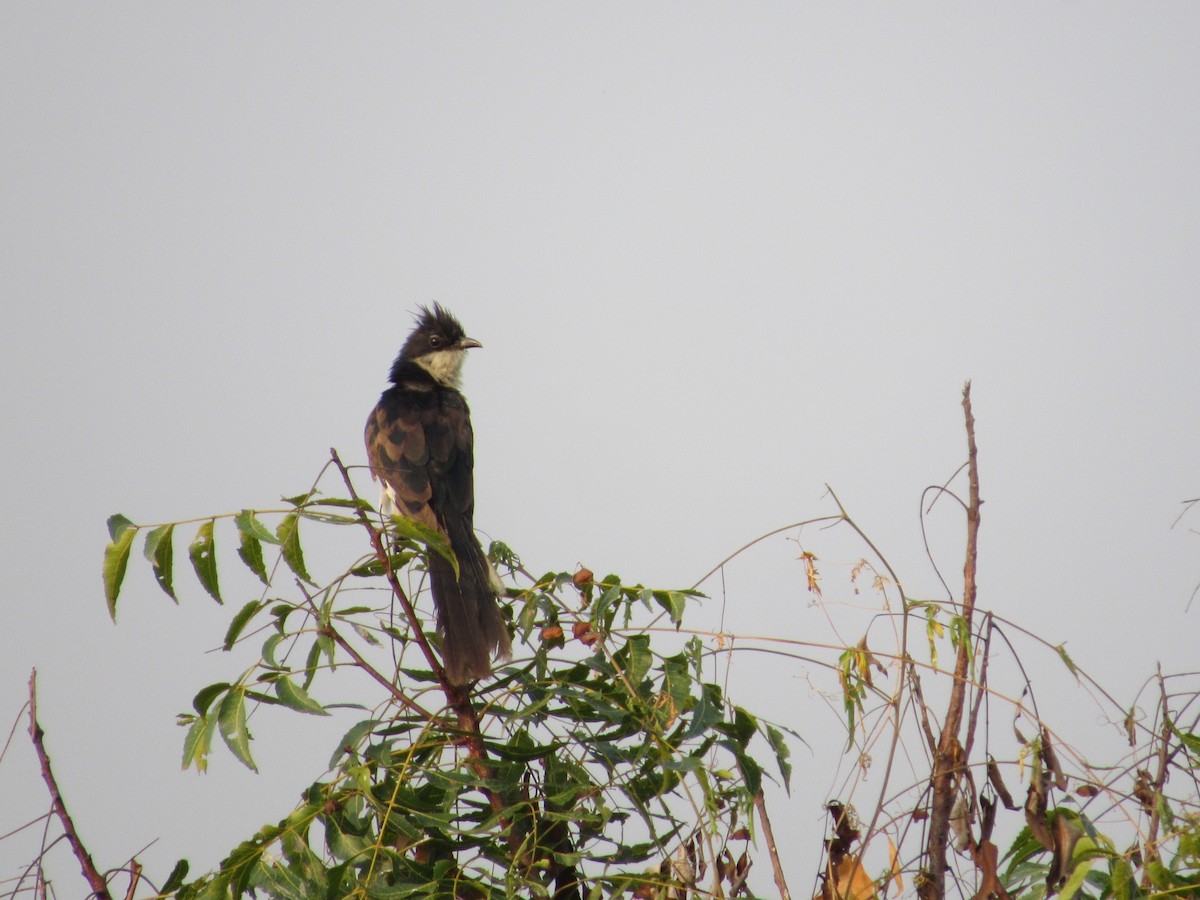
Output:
365,381,507,684
364,383,474,533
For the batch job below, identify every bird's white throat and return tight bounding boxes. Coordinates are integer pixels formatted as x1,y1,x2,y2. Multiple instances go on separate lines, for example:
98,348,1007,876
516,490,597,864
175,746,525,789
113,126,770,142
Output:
415,349,468,387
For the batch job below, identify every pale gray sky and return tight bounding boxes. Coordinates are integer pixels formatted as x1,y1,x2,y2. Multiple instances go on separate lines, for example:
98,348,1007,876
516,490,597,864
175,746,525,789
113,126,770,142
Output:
2,5,1198,896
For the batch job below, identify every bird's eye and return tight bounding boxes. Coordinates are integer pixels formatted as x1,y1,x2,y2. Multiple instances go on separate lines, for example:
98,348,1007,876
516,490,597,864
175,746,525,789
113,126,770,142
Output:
429,335,443,348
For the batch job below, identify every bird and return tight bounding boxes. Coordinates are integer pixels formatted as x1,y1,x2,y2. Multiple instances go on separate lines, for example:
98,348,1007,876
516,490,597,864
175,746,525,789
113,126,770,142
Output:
364,304,511,685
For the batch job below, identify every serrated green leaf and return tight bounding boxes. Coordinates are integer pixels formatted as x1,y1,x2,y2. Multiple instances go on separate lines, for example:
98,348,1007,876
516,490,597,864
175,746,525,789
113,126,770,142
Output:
188,519,222,604
654,590,688,626
303,640,321,689
234,509,281,544
263,632,287,668
107,513,136,542
683,683,724,741
765,723,792,793
312,496,373,510
592,583,622,624
316,632,336,668
387,515,459,578
328,719,382,768
623,634,652,686
103,519,138,619
722,706,758,747
276,512,313,584
143,523,177,601
1058,856,1093,900
160,859,189,893
193,682,231,716
218,688,257,771
297,510,357,525
282,491,315,507
224,600,262,651
182,707,217,772
1168,718,1200,759
275,677,329,716
737,751,763,797
237,530,270,586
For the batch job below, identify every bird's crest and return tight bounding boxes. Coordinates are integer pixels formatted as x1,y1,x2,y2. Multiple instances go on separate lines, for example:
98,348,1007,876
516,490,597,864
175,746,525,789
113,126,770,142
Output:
390,304,477,386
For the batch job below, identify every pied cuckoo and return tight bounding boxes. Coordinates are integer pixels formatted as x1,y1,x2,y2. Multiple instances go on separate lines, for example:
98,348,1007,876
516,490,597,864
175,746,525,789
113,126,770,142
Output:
365,304,511,685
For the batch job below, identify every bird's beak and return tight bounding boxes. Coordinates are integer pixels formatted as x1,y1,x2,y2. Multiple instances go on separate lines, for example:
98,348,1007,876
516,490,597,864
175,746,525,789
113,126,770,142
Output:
459,337,483,350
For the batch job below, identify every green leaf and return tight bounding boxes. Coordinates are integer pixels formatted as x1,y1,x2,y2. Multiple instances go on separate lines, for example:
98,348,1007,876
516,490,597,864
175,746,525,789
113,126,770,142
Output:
276,512,314,584
193,682,232,716
188,519,222,604
716,705,758,750
218,687,257,771
143,523,177,601
308,496,372,510
234,509,281,544
275,677,330,716
1058,856,1094,900
654,590,688,626
736,751,763,797
623,634,652,686
1168,718,1200,759
262,632,287,668
328,719,382,768
592,583,622,624
107,513,136,542
237,529,270,586
765,723,792,793
224,601,262,651
182,707,217,773
388,515,459,579
160,859,189,893
683,683,724,741
103,517,138,619
303,640,322,689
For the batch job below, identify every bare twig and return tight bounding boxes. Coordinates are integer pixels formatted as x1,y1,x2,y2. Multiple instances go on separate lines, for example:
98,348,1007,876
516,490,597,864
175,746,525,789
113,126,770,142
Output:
691,516,843,591
963,613,995,764
754,791,792,900
122,861,143,900
918,381,982,899
27,670,113,900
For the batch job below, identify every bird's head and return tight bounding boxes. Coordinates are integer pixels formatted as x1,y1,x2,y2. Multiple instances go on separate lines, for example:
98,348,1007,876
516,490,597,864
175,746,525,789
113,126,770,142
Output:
391,303,482,388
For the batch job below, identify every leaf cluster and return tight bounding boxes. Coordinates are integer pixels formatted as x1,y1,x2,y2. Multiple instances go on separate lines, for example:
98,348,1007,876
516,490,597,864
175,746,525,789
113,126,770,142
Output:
104,483,792,898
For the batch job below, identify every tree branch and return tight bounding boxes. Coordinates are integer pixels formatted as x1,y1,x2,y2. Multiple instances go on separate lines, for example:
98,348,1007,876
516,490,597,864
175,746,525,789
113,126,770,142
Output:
754,790,792,900
919,381,982,899
27,670,113,900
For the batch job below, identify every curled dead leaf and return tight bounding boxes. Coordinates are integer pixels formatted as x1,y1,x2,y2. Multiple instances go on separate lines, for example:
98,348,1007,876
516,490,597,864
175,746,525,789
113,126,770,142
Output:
824,854,878,900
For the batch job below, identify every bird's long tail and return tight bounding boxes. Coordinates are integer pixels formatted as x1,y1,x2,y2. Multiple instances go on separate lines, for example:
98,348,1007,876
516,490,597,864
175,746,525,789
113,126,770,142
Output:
427,540,512,685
